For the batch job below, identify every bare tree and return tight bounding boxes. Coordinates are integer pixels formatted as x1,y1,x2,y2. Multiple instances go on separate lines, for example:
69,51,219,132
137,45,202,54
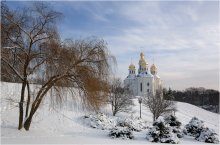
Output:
109,78,133,116
143,89,175,121
1,2,114,131
1,2,62,130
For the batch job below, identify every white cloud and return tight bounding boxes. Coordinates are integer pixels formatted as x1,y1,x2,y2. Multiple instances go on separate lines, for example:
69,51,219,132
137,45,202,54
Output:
102,1,219,90
55,1,219,90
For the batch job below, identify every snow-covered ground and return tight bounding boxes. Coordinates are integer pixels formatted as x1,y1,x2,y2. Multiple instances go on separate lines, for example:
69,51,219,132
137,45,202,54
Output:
1,82,219,144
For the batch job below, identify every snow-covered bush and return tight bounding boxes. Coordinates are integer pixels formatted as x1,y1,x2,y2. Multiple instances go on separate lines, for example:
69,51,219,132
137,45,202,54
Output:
109,127,134,139
184,117,205,137
117,117,148,132
196,127,219,143
84,113,117,130
172,127,184,138
146,117,179,144
165,115,181,127
185,117,219,144
165,115,184,138
84,113,148,132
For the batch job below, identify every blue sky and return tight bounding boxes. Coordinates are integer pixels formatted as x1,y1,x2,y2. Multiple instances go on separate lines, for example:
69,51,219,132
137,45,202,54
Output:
6,1,219,90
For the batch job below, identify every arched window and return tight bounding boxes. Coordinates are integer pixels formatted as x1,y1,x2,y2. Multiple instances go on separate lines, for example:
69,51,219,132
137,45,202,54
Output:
147,82,149,86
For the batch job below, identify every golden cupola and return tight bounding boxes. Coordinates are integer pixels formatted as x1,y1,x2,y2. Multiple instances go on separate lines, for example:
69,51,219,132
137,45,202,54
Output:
129,63,135,71
150,63,157,75
129,63,135,75
138,52,148,73
139,52,148,68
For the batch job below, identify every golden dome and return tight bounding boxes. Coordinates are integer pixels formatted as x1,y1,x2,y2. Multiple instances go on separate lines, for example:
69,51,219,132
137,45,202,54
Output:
139,52,148,68
140,52,144,58
150,64,157,75
129,63,135,70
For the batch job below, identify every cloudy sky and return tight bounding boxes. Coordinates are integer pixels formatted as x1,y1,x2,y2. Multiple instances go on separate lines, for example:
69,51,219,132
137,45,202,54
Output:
7,1,219,90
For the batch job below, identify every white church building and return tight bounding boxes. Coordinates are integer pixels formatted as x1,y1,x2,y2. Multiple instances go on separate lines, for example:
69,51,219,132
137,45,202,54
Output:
124,52,162,97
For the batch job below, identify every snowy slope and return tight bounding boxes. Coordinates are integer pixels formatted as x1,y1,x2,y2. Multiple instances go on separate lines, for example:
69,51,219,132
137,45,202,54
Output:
175,102,219,133
1,82,219,144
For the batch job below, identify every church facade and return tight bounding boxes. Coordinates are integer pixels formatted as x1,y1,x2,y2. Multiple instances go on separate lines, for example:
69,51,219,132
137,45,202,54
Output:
124,52,162,97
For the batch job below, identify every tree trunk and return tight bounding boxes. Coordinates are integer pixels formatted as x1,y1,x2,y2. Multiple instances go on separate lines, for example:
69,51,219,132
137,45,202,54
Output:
111,101,113,111
140,103,142,118
24,112,34,130
18,80,26,130
113,109,116,116
153,114,156,121
24,99,39,131
113,105,117,116
25,82,31,118
23,80,57,130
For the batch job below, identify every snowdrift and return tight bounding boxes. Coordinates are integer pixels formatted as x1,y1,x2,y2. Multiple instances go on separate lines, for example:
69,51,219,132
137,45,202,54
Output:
1,82,219,144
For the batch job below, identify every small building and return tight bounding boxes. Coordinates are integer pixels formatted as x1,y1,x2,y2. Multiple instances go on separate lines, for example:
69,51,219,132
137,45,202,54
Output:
124,52,162,97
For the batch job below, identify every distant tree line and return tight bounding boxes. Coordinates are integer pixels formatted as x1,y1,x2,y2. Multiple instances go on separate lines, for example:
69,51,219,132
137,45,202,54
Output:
163,87,219,113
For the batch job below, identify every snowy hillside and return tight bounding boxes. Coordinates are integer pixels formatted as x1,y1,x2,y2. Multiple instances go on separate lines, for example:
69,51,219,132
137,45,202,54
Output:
1,82,219,144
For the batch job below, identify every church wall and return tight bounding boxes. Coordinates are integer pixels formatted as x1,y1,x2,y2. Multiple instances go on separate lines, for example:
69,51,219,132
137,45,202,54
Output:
136,77,154,97
124,78,136,96
153,77,162,93
124,75,162,97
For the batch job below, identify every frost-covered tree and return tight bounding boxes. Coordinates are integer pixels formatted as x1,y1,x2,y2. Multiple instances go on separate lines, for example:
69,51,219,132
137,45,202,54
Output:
165,115,184,138
143,89,175,121
84,113,117,130
196,127,219,143
117,116,148,132
109,127,134,139
185,117,219,143
165,115,181,127
109,78,133,116
184,117,205,137
146,117,179,144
